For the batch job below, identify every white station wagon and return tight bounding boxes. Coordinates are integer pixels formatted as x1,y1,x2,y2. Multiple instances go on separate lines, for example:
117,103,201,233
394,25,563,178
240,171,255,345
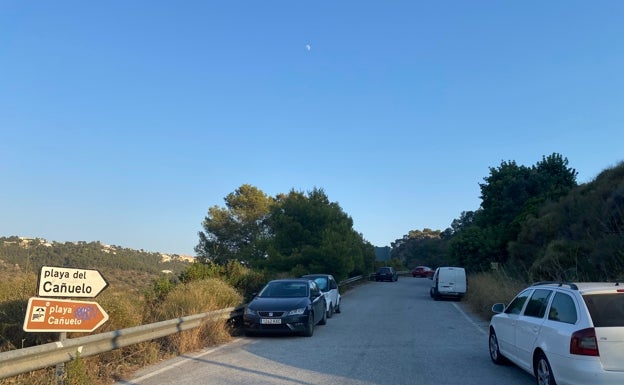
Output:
489,282,624,385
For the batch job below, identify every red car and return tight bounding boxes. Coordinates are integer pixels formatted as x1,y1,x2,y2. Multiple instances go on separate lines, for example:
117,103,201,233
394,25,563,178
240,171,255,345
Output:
411,266,434,278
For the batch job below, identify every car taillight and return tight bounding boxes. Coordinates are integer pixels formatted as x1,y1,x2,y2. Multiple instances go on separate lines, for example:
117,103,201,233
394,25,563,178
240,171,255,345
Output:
570,328,599,356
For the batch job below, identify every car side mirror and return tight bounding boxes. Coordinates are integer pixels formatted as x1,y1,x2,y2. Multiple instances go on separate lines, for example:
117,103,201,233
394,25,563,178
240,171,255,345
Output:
491,303,505,313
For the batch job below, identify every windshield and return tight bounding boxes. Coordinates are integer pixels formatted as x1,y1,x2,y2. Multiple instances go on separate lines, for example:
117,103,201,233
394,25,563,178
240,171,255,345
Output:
258,281,308,298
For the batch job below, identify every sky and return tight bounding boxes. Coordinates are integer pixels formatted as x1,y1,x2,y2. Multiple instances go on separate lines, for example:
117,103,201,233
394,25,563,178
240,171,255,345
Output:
1,1,623,256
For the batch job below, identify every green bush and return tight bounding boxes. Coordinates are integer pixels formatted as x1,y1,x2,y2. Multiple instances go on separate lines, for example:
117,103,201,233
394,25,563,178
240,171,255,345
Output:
178,261,267,301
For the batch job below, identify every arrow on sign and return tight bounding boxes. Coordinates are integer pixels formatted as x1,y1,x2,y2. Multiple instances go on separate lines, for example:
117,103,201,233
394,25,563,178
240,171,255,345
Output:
23,297,109,333
38,266,109,298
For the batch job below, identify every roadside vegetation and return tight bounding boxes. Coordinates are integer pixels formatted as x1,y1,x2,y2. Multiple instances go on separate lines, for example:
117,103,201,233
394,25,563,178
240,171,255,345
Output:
394,155,624,284
463,270,528,320
1,153,623,384
0,260,248,385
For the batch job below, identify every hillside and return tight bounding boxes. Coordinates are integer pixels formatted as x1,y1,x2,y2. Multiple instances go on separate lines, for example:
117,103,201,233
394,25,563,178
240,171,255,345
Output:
0,236,194,291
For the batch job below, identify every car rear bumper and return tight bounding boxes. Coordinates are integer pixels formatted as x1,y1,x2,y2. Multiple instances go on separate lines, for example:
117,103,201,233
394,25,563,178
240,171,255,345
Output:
550,354,624,385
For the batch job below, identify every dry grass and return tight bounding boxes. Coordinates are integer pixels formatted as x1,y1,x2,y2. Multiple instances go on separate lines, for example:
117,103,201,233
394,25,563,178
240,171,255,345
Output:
464,270,528,320
150,279,242,353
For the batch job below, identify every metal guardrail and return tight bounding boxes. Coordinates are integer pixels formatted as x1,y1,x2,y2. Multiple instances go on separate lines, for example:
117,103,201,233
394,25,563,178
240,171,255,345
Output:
338,275,363,286
0,275,366,380
0,307,240,379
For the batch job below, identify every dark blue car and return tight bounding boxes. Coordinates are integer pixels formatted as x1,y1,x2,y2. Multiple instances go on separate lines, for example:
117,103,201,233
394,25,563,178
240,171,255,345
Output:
244,279,327,337
375,266,398,282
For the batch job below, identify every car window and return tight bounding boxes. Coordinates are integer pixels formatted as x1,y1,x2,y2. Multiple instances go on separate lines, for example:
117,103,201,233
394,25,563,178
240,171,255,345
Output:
548,292,578,324
523,289,552,318
313,277,328,291
583,293,624,327
260,282,308,298
505,289,531,315
329,277,338,290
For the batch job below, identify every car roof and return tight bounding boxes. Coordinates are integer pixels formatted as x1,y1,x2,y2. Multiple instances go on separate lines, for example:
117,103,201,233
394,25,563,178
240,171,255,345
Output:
531,281,624,294
302,274,332,278
270,278,312,283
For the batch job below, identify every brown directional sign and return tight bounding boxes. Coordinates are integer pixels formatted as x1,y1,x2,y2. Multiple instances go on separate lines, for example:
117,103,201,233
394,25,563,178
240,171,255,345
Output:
37,266,109,298
23,297,109,332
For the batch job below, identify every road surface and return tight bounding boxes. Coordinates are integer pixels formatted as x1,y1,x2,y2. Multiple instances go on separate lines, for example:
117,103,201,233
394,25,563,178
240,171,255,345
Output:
116,277,534,385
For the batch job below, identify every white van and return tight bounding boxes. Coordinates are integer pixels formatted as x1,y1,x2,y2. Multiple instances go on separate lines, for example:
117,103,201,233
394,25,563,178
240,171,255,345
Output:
430,267,466,301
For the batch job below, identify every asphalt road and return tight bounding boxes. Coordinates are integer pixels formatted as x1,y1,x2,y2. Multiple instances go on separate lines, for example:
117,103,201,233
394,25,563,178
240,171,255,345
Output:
116,277,535,385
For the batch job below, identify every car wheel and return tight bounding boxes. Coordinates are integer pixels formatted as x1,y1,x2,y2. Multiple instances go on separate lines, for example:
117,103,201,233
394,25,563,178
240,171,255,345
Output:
489,329,507,365
535,352,557,385
327,303,334,318
319,308,327,325
302,314,314,337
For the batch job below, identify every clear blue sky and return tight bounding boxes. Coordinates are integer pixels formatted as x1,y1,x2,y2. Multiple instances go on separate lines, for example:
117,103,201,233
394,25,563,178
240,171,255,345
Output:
1,1,622,256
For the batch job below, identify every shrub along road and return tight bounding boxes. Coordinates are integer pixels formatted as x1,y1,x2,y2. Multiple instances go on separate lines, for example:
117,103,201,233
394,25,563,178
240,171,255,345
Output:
116,277,534,385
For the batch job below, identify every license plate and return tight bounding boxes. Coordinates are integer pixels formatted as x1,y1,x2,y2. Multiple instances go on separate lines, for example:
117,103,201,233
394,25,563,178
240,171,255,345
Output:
260,318,281,324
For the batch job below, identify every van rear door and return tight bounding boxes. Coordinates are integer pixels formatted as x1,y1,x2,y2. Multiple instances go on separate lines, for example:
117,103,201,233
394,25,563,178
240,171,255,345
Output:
438,267,466,295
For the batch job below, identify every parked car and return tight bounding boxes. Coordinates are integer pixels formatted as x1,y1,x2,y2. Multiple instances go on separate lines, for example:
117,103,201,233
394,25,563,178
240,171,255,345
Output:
411,266,434,278
430,267,466,300
375,266,398,282
489,282,624,385
301,274,341,317
244,279,327,337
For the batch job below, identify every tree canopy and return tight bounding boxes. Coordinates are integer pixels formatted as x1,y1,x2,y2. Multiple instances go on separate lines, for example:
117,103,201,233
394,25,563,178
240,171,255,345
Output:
195,184,273,266
465,153,579,266
195,186,375,281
